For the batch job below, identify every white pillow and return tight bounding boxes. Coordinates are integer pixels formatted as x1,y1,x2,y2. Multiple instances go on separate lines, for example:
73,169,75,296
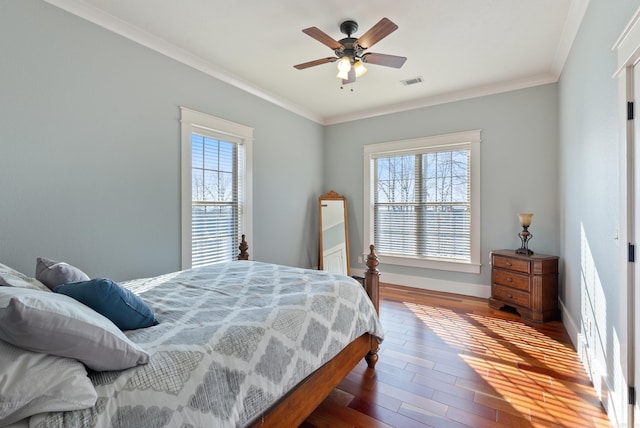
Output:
0,262,49,292
35,257,90,290
0,339,97,426
0,287,150,371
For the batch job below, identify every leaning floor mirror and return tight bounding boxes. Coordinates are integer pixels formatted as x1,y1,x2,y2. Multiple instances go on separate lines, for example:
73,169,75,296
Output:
318,190,350,276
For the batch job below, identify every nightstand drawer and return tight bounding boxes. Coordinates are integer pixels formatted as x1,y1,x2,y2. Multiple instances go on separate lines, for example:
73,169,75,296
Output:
493,255,530,274
493,285,530,308
493,269,530,292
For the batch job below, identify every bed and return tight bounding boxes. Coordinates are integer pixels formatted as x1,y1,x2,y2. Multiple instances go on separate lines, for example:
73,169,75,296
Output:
0,237,383,427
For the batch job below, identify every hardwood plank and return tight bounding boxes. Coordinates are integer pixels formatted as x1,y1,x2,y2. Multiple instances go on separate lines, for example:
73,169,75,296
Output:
304,284,611,427
337,377,403,412
432,389,496,419
349,399,436,428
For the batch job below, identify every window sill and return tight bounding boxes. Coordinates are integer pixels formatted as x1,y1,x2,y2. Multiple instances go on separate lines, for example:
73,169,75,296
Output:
376,254,481,274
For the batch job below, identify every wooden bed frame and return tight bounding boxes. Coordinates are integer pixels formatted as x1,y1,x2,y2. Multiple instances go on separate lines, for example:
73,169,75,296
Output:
236,235,380,427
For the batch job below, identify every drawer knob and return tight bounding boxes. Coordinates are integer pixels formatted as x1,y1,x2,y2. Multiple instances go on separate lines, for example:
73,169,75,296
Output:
506,277,513,282
507,293,513,298
506,262,512,266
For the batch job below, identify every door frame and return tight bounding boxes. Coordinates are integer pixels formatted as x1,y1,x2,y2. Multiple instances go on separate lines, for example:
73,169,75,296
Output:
614,7,640,426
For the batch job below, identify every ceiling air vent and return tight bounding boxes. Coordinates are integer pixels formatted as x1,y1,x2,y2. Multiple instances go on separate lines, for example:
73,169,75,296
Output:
401,76,423,86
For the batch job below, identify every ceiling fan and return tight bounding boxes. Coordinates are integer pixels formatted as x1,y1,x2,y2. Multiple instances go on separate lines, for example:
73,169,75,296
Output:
294,18,407,85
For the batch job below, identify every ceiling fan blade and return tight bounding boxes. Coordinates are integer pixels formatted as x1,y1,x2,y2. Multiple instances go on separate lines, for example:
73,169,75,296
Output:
302,27,342,50
294,57,337,70
361,52,407,68
357,18,398,49
342,67,356,85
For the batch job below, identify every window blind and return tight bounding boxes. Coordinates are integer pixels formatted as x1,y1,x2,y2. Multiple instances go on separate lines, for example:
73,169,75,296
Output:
373,147,471,261
191,133,244,267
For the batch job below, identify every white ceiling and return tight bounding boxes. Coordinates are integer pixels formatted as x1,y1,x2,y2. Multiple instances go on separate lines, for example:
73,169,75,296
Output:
44,0,588,125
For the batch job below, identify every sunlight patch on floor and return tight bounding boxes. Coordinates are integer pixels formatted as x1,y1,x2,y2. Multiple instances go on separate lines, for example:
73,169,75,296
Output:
402,299,604,427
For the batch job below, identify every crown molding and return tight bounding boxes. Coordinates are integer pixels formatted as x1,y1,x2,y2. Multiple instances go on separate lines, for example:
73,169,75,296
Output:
323,73,559,125
550,0,590,78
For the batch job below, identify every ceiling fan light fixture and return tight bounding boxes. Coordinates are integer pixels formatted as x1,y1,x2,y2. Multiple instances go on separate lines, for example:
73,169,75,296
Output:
336,56,351,73
353,60,367,77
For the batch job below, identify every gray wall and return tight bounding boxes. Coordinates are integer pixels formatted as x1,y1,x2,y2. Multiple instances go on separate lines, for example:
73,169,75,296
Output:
0,1,324,280
558,0,640,423
559,0,632,324
324,84,559,292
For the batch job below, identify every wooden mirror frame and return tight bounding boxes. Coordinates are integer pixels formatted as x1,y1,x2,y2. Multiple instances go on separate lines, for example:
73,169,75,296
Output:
318,190,350,276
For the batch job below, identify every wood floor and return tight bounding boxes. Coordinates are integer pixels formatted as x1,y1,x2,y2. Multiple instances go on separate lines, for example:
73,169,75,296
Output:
302,284,611,428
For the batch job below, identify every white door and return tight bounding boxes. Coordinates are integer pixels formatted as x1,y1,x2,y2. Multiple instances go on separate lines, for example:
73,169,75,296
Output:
633,63,640,427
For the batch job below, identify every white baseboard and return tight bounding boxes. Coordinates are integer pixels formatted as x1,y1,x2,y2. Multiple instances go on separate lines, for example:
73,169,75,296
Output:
559,297,579,347
380,272,491,298
560,298,626,427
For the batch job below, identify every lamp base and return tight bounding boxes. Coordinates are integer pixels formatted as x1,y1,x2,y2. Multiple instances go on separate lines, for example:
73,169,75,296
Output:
515,248,534,255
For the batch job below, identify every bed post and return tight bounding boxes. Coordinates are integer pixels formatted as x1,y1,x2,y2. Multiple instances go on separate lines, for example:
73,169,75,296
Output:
238,234,249,260
364,244,380,368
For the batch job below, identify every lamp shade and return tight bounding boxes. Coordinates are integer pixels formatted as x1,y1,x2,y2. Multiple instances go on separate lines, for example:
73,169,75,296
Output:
353,60,367,77
337,57,351,72
518,213,533,227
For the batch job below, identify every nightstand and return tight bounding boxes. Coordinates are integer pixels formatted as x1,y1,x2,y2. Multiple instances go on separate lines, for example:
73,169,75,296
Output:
488,250,559,322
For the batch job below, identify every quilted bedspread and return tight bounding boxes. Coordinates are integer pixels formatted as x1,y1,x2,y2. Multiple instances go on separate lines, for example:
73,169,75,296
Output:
27,261,384,428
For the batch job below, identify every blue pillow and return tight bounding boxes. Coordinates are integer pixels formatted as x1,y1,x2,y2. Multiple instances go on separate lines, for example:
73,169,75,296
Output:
53,278,159,331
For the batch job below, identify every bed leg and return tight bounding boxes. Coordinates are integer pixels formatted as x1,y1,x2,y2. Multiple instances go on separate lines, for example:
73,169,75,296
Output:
364,244,380,368
238,234,249,260
366,339,379,368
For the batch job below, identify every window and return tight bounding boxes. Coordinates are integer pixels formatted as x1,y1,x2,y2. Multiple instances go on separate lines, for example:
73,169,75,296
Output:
180,107,253,269
364,130,481,273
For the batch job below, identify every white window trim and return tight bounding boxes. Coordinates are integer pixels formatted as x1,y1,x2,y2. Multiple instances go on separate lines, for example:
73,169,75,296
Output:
180,107,253,269
363,129,481,274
